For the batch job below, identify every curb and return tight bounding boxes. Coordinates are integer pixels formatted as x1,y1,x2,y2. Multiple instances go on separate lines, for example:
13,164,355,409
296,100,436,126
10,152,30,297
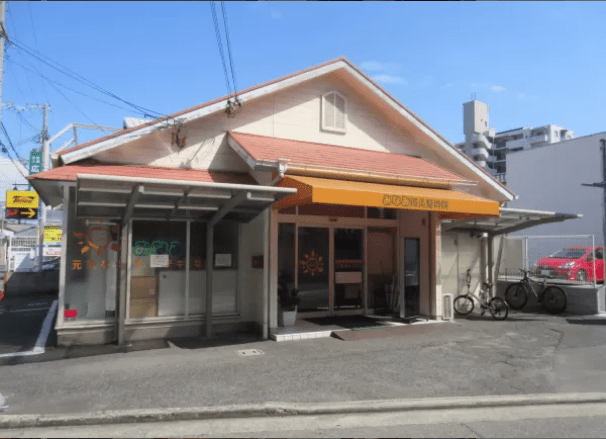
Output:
1,392,606,429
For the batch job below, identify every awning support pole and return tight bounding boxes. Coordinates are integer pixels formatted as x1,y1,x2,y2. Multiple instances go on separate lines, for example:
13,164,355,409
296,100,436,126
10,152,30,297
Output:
487,235,494,297
205,223,213,338
118,220,129,346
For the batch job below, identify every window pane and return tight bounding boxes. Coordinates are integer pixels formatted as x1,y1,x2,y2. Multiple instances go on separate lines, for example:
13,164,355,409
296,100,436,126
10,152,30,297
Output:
189,222,207,315
130,221,187,318
64,214,120,322
323,93,335,128
335,94,345,129
212,221,238,314
298,227,329,312
278,223,296,296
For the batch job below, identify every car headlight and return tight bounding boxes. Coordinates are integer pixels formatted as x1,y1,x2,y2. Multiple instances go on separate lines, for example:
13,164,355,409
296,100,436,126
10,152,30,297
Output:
559,261,576,269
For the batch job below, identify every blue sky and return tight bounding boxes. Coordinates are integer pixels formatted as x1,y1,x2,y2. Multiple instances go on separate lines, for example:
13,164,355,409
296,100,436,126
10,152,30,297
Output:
2,1,606,165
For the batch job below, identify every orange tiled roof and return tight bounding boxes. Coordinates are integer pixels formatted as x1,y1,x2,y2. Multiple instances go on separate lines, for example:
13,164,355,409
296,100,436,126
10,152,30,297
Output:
28,162,258,185
228,131,471,184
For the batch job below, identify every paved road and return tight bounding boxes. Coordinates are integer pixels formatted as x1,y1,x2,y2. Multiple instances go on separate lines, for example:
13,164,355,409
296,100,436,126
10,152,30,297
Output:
3,402,606,437
0,294,57,362
1,308,606,416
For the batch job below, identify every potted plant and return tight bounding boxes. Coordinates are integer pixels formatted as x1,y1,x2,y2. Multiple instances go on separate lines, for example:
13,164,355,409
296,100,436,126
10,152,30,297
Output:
278,273,299,327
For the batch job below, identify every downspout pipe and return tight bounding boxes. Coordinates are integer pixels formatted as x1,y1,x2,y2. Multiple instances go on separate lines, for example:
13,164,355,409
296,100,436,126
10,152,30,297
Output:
271,159,289,185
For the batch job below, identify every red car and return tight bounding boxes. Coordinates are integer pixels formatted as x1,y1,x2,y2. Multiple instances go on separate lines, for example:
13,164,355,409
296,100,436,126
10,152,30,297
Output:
534,246,604,282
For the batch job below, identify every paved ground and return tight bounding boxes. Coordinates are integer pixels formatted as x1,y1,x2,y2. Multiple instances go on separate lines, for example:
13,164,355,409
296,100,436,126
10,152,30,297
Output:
5,402,606,438
1,304,606,416
0,293,57,358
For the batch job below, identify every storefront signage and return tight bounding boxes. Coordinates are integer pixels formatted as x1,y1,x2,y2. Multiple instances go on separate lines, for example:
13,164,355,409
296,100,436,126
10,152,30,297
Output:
6,191,39,208
5,207,38,219
150,254,169,268
44,247,62,257
133,240,185,257
382,195,449,211
215,253,232,267
44,226,62,242
300,250,324,276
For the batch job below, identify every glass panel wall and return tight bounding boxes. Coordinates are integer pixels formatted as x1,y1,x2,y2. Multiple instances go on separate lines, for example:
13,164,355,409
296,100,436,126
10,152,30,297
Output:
297,227,329,312
187,220,239,316
64,189,120,323
130,221,187,318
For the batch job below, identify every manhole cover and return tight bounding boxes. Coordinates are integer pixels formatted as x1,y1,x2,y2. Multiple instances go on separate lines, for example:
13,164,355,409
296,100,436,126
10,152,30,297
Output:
236,349,265,357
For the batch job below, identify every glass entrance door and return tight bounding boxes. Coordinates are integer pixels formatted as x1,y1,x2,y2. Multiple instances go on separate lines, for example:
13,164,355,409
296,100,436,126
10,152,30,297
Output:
400,238,421,319
334,228,363,310
297,227,330,312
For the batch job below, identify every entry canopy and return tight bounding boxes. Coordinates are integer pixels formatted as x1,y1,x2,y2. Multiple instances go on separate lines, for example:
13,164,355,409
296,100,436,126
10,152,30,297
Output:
72,174,297,224
442,207,583,236
275,175,500,217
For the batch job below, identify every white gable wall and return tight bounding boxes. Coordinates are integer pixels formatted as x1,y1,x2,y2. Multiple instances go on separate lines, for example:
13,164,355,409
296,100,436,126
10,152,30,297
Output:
86,67,509,202
92,72,427,172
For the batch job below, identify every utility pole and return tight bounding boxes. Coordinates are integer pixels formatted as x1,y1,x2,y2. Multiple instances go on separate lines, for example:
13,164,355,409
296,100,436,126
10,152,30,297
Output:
0,2,7,241
38,104,50,271
581,138,606,285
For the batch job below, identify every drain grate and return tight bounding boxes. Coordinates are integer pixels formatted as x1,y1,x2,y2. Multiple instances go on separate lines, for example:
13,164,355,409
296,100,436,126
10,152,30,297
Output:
236,349,265,357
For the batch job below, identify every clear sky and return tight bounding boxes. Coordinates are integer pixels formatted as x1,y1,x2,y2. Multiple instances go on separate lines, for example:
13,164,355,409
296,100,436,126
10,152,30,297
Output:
2,1,606,166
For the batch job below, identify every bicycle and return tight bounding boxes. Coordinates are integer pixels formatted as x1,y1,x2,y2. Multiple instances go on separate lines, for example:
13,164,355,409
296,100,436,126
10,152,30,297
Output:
504,269,567,314
453,269,508,320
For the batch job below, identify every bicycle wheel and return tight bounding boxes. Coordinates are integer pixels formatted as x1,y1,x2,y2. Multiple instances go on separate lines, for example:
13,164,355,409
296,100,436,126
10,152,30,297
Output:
541,286,567,314
453,295,474,315
488,297,509,321
504,283,528,310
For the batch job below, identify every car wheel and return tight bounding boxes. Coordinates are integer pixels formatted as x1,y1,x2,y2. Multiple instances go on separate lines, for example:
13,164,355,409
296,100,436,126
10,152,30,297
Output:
576,269,587,282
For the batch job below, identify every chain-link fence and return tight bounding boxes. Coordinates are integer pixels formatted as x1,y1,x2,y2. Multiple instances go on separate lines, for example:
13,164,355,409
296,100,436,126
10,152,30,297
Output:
497,235,602,286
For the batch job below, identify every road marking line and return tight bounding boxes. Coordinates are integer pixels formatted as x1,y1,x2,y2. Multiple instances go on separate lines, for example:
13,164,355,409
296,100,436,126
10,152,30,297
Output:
0,300,57,359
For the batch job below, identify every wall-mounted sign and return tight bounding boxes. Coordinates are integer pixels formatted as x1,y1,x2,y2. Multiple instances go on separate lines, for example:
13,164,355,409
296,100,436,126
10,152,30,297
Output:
44,226,62,242
6,191,39,209
382,194,449,211
5,207,38,220
43,248,62,257
215,253,232,267
150,254,169,268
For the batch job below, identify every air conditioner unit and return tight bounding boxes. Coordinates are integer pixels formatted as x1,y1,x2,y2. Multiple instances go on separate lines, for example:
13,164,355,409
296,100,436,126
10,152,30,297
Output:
442,294,453,320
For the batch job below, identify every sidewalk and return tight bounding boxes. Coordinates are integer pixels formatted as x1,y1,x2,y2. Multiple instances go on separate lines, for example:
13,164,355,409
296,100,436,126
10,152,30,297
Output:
1,309,606,424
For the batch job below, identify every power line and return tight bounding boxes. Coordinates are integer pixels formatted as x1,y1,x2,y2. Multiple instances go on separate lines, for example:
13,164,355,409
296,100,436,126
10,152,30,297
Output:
0,121,26,163
210,1,232,96
0,140,28,181
6,57,136,114
8,37,165,118
220,1,238,95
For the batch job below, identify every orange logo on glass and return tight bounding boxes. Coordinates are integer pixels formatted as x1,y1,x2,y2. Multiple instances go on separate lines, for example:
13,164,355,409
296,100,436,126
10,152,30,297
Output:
300,250,324,276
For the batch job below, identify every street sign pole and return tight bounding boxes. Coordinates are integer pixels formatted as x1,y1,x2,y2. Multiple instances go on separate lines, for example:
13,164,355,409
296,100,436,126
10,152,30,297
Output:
38,105,49,272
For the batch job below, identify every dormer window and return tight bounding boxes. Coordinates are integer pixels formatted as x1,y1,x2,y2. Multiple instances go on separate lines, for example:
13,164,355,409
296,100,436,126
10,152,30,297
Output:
322,91,346,133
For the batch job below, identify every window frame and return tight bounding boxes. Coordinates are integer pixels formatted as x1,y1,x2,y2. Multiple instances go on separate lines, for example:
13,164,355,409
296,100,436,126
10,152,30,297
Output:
321,91,347,134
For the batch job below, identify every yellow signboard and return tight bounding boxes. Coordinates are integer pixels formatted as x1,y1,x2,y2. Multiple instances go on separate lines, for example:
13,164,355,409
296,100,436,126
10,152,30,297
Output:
44,226,63,243
6,191,39,209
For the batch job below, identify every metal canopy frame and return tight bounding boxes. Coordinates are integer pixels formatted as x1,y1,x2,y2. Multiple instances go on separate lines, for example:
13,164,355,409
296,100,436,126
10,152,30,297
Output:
441,207,582,237
69,173,296,344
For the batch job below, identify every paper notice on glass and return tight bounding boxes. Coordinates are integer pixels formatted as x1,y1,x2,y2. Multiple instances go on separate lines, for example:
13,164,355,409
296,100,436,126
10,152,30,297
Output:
215,253,232,267
150,254,169,268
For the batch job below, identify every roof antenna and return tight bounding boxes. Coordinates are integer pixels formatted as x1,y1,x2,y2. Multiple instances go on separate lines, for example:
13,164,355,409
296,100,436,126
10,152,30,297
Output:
472,93,477,101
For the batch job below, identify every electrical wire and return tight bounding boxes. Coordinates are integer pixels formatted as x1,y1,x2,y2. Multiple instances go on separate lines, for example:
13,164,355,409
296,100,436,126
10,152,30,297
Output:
0,122,27,164
210,1,233,96
0,141,29,181
9,37,165,118
6,58,138,114
220,1,238,97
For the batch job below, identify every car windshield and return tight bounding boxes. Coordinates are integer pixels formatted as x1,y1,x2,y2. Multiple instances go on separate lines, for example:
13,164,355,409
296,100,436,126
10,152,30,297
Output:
548,248,586,259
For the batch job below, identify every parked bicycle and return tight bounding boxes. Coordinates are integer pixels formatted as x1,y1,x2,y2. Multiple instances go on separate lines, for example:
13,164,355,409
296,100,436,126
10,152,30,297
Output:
504,269,567,314
454,269,508,320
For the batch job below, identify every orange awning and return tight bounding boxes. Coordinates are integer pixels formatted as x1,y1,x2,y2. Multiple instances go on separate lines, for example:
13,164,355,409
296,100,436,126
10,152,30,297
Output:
276,175,499,216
